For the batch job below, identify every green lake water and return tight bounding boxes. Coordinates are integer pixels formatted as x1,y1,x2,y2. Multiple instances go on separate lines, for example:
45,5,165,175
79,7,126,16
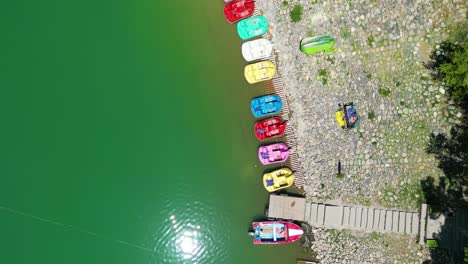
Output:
0,0,309,263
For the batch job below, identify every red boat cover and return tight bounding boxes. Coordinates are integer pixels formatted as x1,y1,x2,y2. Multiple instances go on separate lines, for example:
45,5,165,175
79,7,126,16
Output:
254,117,287,141
223,0,255,23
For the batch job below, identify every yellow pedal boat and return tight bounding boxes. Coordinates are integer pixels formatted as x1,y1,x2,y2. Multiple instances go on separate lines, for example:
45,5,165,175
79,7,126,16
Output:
244,61,276,84
263,167,295,192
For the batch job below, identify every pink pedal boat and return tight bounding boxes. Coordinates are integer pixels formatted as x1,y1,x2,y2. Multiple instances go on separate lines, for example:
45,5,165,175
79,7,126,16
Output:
258,143,290,165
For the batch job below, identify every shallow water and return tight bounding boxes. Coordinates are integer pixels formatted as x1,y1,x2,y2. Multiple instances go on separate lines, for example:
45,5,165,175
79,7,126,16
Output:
0,0,310,263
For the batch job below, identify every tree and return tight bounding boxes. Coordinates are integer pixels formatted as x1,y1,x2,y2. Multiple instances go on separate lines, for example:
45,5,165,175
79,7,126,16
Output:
439,41,468,101
424,26,467,102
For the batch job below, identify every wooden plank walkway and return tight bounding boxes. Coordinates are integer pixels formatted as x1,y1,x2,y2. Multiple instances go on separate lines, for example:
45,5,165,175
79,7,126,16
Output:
266,195,428,239
305,202,428,236
261,50,305,188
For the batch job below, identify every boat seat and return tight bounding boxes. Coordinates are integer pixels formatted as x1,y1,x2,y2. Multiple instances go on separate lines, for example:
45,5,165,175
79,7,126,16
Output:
266,179,274,186
276,176,286,183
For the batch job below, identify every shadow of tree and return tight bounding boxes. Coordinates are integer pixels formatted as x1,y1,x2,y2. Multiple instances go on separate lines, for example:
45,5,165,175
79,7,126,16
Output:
421,98,468,263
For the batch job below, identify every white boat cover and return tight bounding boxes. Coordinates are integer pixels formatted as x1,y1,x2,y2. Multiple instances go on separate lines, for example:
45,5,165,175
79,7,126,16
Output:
241,39,273,62
288,228,303,237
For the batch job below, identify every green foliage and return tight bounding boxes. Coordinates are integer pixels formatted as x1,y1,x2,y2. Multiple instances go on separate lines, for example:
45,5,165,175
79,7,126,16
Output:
426,239,439,248
336,173,345,179
325,56,335,64
317,68,328,85
425,25,467,102
290,5,303,23
424,41,458,80
369,232,380,241
282,1,288,6
378,88,391,97
367,35,375,46
341,27,351,39
439,41,468,101
306,30,314,37
368,111,376,120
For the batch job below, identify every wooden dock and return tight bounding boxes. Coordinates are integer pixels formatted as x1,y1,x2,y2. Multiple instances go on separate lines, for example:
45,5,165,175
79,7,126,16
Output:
266,195,427,238
297,261,318,264
244,7,305,188
261,50,305,189
267,194,306,221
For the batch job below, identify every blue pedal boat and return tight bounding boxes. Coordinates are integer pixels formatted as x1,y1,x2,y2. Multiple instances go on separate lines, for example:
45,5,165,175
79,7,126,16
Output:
250,94,283,118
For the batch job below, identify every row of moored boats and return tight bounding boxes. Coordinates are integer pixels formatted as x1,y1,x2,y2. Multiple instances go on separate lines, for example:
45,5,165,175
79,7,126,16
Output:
223,0,303,246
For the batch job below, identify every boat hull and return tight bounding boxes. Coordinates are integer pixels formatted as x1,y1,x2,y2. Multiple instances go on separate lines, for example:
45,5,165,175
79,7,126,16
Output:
244,61,276,84
263,167,295,192
241,39,273,62
254,117,286,141
300,35,336,55
251,221,303,244
237,16,269,40
335,103,359,129
224,0,255,23
258,143,290,164
250,94,283,118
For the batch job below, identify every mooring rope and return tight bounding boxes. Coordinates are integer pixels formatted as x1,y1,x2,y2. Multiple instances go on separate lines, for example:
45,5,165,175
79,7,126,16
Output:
0,205,156,254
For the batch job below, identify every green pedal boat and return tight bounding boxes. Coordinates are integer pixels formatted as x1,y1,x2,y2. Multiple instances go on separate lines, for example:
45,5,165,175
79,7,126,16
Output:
300,35,337,55
237,16,269,40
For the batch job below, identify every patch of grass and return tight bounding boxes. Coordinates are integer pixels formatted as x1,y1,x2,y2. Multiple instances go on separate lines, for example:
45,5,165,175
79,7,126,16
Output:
377,179,425,210
378,88,391,97
324,56,335,64
395,81,401,87
369,231,380,241
366,73,372,79
306,30,315,37
290,4,303,23
367,35,375,46
336,172,345,179
282,1,288,6
341,27,351,39
317,68,329,85
326,229,339,237
368,111,376,120
320,183,325,188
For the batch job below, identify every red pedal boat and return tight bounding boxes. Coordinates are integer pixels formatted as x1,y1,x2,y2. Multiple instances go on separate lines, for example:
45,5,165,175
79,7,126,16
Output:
223,0,255,23
248,221,304,244
254,117,287,141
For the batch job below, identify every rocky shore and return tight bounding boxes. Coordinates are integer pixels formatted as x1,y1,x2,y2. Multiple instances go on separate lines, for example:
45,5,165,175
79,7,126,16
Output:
256,0,466,262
